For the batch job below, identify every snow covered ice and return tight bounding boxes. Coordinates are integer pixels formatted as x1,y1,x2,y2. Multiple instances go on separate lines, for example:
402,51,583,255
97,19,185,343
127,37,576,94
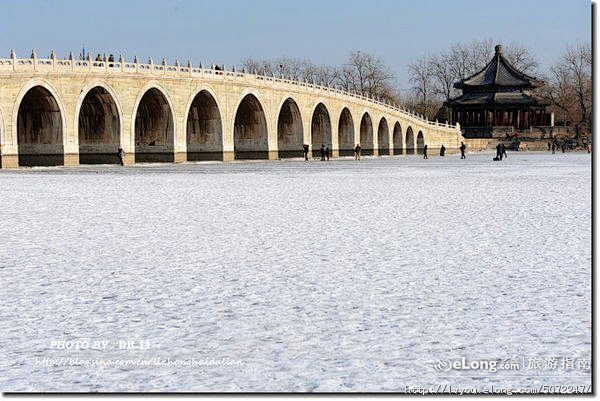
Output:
0,152,591,392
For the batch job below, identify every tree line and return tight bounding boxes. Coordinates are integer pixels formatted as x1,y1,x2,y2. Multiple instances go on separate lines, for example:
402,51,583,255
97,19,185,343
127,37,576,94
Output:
240,38,591,137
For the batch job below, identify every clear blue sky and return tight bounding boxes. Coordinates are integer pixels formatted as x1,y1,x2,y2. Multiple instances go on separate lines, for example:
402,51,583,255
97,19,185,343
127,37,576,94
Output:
0,0,591,89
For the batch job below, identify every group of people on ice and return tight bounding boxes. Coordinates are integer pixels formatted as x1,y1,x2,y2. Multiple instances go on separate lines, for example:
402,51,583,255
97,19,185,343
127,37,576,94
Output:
300,142,467,160
114,140,475,165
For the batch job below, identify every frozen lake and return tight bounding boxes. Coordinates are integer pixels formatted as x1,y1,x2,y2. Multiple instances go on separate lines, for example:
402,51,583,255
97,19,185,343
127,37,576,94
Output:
0,152,591,392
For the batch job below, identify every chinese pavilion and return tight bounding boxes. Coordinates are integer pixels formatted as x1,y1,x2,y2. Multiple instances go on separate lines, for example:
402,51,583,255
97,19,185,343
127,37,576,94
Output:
445,45,551,136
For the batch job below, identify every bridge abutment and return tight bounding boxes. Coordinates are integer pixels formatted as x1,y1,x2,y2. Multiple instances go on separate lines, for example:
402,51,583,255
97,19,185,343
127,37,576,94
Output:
1,154,19,168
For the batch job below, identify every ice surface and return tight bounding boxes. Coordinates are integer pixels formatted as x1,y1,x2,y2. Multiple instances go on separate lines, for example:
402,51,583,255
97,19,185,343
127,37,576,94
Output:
0,152,591,392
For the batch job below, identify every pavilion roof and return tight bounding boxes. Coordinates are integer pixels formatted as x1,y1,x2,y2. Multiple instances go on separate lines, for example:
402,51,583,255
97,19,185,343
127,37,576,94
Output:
454,45,544,90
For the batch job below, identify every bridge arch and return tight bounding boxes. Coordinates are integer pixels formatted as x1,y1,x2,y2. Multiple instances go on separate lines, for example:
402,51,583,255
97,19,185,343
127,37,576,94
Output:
377,117,390,156
405,126,415,155
310,102,332,158
417,131,425,155
233,92,269,159
75,80,123,164
277,96,304,158
132,82,176,162
185,86,224,161
359,111,374,156
392,122,403,155
337,106,355,156
13,78,67,166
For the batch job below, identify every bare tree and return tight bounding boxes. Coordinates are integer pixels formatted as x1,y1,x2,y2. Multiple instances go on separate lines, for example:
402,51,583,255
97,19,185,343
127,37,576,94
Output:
546,42,591,137
240,57,275,75
407,55,438,118
539,42,590,138
430,53,457,102
240,51,400,108
341,51,396,101
503,42,539,74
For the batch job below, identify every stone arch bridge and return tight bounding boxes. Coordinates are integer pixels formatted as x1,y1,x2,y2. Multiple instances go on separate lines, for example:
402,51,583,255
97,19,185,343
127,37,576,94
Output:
0,51,463,167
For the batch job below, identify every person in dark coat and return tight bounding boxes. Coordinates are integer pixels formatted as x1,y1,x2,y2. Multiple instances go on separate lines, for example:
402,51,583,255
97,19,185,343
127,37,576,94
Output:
423,144,428,159
354,144,361,160
326,146,330,161
303,144,309,161
440,144,446,157
548,141,552,151
117,146,125,166
501,143,507,158
496,143,503,160
460,142,466,159
320,144,326,161
561,143,566,153
551,141,556,154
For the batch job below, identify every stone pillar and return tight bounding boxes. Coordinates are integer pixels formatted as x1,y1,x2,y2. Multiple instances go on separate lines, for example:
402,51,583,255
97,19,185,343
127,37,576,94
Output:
550,111,554,127
388,124,395,156
63,119,79,167
331,115,339,158
1,110,18,167
267,97,278,161
173,106,186,163
222,93,234,161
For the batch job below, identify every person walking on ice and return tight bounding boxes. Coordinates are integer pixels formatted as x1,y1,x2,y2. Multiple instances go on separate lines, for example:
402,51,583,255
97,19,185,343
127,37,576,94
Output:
303,144,309,161
354,143,361,160
320,144,326,161
496,142,503,161
440,144,445,157
117,146,125,166
423,144,428,159
460,142,466,159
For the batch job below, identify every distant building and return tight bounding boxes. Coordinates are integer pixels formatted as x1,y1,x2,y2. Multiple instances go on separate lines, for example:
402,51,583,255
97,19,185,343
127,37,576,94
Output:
445,44,553,139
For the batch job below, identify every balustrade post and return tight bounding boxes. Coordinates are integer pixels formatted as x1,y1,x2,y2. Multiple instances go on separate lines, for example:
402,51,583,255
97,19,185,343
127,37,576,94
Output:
10,49,16,72
31,49,37,72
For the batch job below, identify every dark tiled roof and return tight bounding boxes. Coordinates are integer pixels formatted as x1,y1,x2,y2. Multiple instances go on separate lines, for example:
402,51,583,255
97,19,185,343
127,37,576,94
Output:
455,45,544,89
445,91,550,107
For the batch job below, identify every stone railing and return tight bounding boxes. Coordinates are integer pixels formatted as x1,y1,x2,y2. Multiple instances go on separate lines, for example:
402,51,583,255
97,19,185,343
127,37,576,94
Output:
0,50,459,132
